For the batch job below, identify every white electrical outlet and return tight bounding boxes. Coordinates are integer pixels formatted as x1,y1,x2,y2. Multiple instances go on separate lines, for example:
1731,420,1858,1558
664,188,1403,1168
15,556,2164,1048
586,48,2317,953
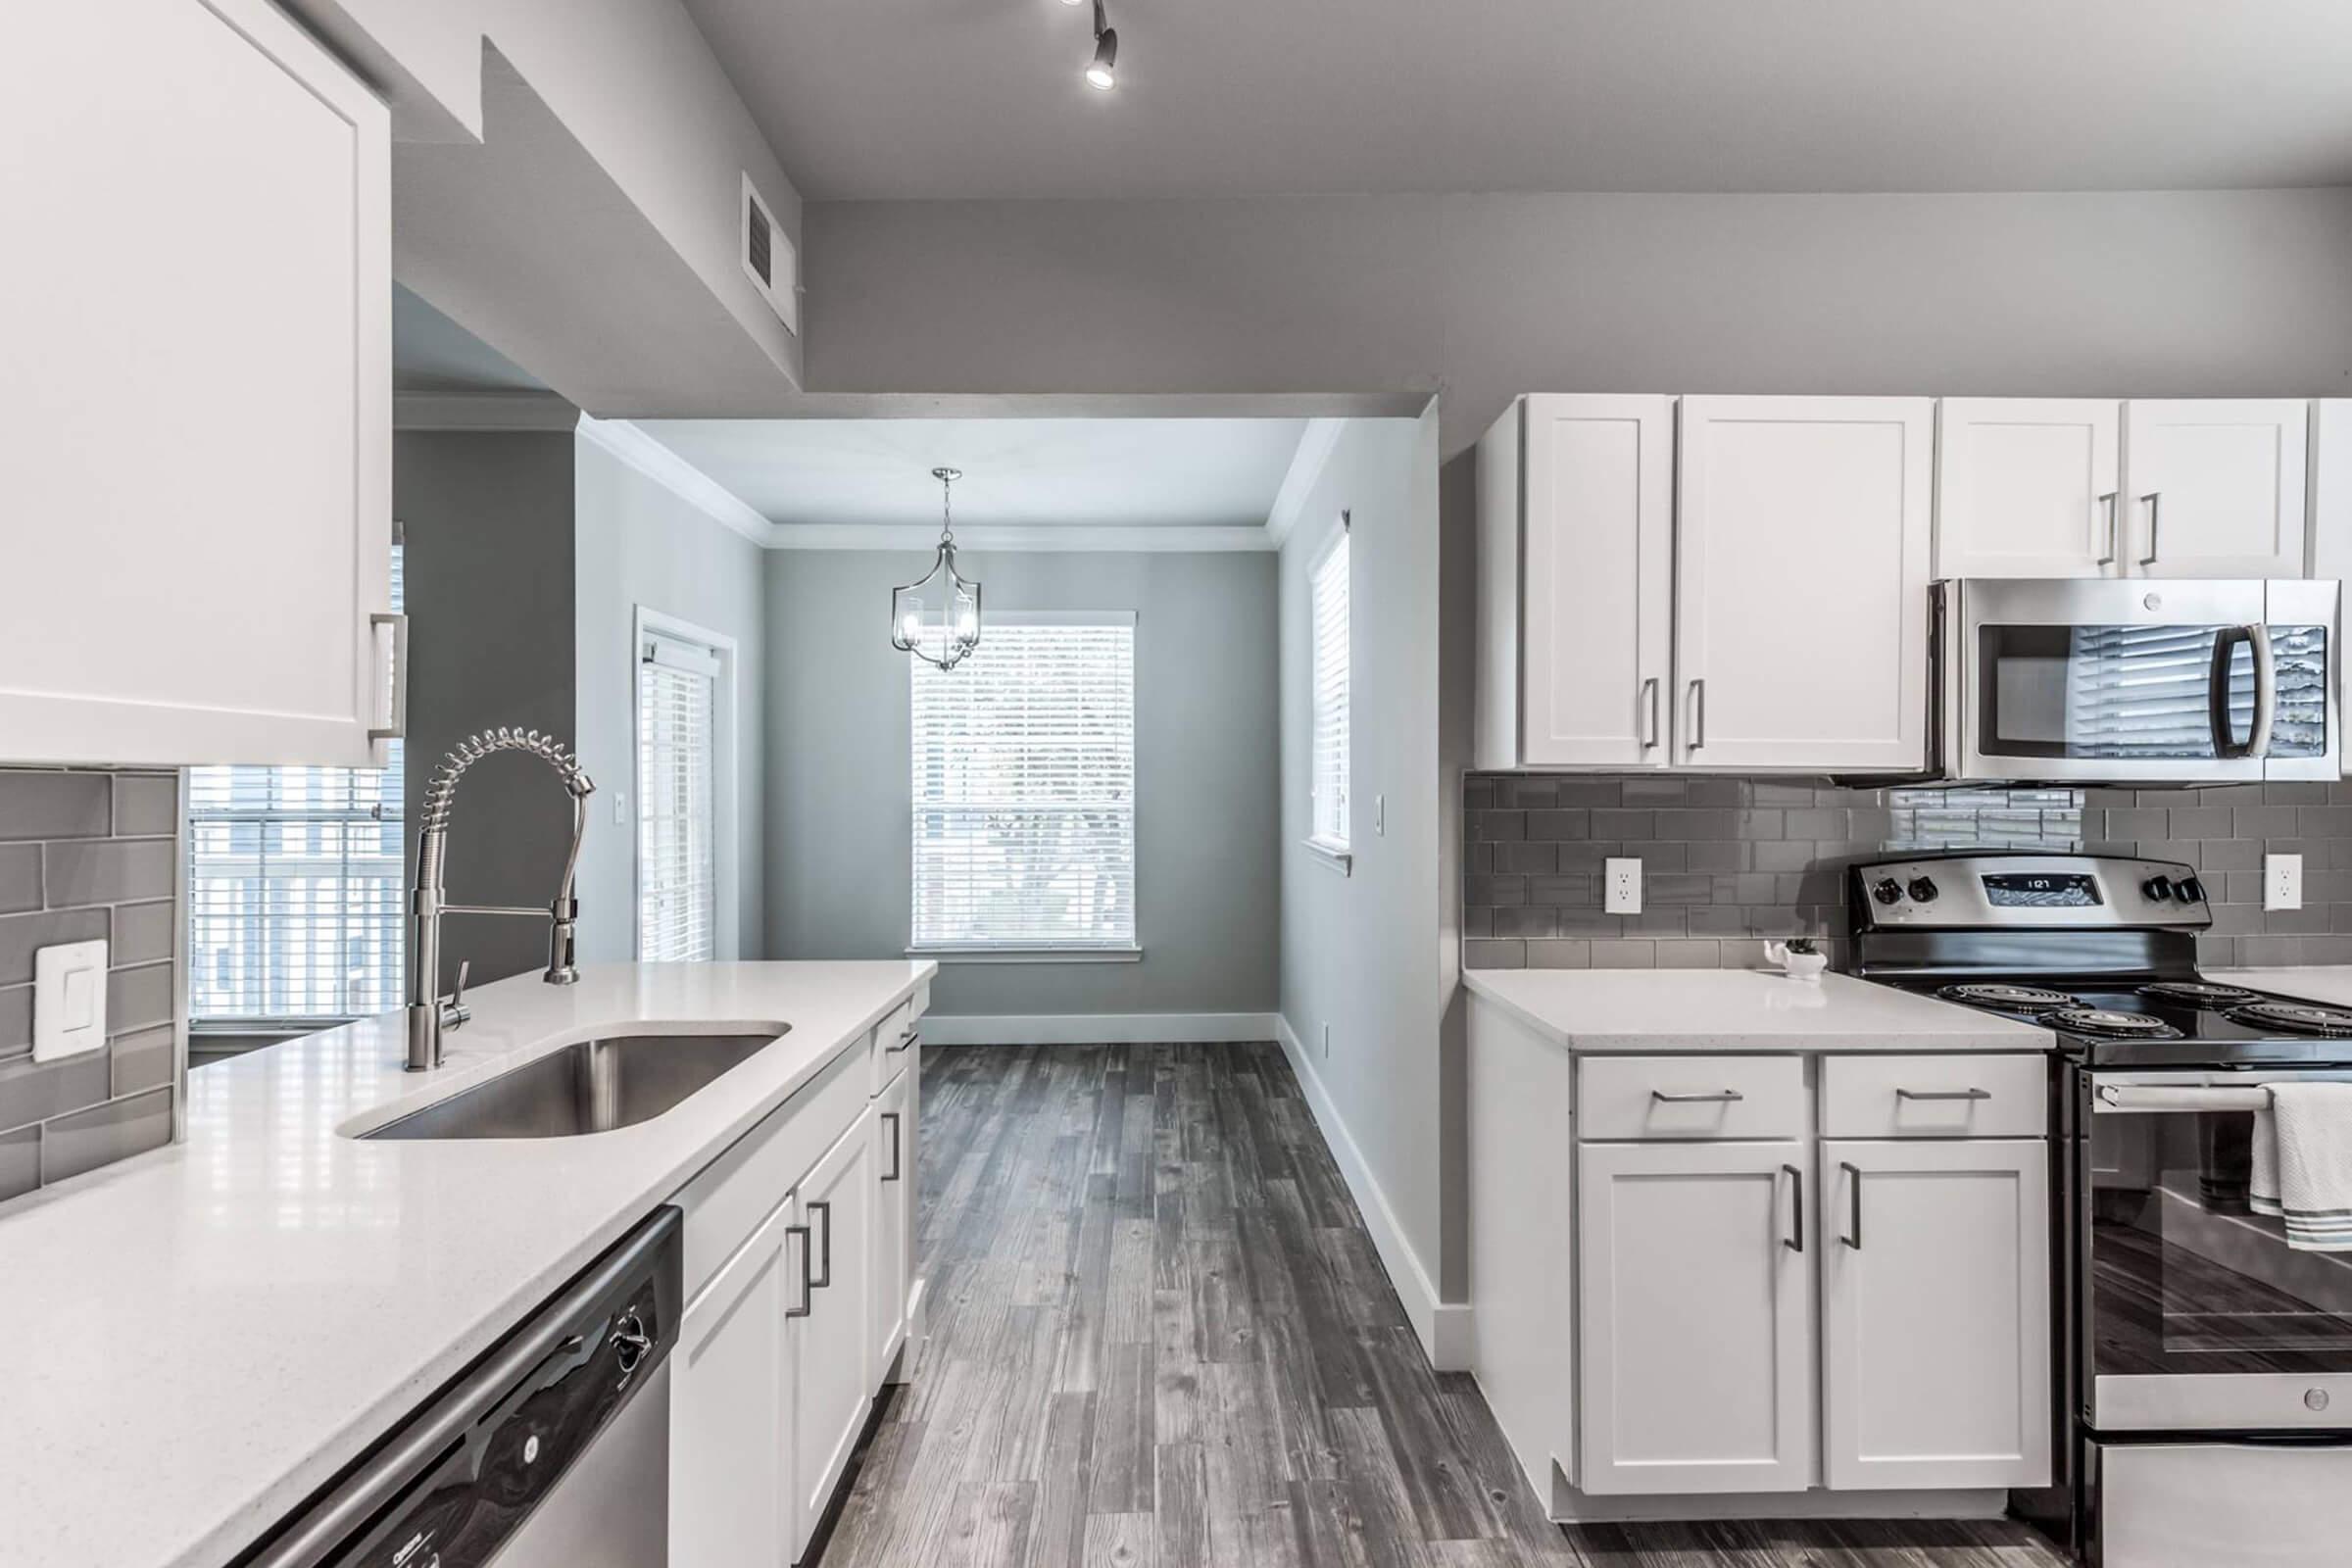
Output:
1604,858,1642,914
2267,853,2304,910
1320,1022,1332,1058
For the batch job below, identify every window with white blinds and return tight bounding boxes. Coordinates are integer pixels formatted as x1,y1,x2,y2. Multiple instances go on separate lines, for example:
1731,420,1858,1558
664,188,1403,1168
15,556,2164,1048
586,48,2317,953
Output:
188,547,404,1025
636,630,720,962
1309,528,1351,849
910,616,1137,952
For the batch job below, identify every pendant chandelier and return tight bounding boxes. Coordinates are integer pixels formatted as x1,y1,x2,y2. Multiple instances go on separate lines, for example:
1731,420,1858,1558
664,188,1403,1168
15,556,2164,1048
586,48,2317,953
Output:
891,466,983,670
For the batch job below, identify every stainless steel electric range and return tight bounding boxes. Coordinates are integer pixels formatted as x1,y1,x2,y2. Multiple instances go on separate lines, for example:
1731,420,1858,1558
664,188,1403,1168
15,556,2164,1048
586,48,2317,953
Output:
1851,853,2352,1568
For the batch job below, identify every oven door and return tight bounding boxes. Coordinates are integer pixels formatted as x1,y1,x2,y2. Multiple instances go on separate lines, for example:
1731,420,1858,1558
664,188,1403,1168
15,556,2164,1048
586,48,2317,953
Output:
2085,1070,2352,1431
1947,577,2336,783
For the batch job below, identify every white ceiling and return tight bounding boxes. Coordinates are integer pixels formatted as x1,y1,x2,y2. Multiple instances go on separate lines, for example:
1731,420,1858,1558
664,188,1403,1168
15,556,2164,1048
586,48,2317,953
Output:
680,0,2352,200
633,417,1311,537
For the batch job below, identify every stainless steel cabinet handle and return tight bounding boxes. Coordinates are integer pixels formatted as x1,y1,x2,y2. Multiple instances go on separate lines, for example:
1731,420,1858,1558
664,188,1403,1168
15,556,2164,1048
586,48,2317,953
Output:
2139,492,2161,566
2096,491,2119,566
1895,1087,1991,1102
1651,1088,1743,1103
887,1028,918,1054
785,1223,814,1317
1687,678,1705,750
1783,1163,1804,1253
1840,1161,1863,1250
882,1111,903,1182
808,1200,833,1289
368,612,409,742
1640,677,1661,750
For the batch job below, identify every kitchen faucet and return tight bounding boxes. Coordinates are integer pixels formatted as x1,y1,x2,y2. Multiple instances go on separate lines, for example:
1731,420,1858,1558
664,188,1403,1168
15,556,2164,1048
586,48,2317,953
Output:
406,728,595,1071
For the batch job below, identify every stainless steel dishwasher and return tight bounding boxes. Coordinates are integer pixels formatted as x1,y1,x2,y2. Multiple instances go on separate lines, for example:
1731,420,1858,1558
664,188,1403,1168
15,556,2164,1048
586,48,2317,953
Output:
242,1207,681,1568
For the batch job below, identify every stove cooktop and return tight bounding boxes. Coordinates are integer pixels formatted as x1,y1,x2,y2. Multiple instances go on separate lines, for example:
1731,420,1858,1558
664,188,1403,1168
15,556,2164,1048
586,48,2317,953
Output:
1890,975,2352,1066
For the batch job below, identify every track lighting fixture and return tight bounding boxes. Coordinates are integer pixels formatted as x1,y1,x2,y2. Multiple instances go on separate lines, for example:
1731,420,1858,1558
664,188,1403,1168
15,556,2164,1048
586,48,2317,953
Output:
1086,0,1118,90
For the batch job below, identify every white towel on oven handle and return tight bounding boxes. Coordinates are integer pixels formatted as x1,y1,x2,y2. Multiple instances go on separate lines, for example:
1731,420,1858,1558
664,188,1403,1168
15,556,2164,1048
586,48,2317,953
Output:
2249,1081,2352,1250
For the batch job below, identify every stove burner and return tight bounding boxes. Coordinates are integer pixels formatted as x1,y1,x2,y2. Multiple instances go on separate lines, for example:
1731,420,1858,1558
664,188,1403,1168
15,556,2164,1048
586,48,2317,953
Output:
1937,982,2078,1012
2044,1007,2184,1040
2137,981,2261,1009
2226,1000,2352,1038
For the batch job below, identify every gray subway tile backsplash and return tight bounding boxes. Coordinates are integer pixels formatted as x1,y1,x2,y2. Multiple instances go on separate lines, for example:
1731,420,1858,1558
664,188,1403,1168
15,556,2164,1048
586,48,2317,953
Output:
0,768,181,1202
1462,773,2352,972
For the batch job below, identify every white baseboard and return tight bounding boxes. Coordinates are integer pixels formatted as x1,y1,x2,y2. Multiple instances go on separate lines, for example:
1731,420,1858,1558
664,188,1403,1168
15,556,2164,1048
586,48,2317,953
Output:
1275,1016,1472,1372
1548,1464,2007,1523
920,1012,1281,1047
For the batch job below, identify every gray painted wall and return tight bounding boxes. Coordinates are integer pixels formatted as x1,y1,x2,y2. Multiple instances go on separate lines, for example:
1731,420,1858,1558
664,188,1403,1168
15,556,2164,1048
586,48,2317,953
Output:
762,549,1280,1018
574,436,768,964
1277,416,1446,1309
397,430,579,995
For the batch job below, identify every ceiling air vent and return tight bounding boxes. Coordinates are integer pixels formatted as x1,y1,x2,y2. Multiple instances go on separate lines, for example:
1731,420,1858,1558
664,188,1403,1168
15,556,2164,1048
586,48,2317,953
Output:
740,172,799,336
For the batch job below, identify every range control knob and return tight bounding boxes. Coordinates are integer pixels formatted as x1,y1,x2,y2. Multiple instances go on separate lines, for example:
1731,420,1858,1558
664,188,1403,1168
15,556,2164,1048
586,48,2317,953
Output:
1907,876,1939,904
2177,875,2207,905
1872,877,1904,906
2144,875,2176,903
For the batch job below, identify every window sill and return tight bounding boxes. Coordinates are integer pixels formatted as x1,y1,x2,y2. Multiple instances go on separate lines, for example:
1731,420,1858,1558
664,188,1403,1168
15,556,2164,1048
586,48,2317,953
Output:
907,946,1144,965
1302,837,1353,875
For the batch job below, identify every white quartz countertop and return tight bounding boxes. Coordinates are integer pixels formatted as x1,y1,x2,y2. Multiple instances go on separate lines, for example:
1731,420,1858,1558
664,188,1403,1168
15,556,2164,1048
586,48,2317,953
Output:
0,959,932,1568
1461,967,2054,1053
2214,966,2352,1010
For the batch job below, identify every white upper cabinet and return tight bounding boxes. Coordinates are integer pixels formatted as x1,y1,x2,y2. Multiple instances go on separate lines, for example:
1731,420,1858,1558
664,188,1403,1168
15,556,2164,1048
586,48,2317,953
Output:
1477,396,1676,769
1577,1140,1814,1496
1936,400,2123,578
0,0,396,767
2122,400,2309,579
1820,1139,2051,1493
1676,397,1934,772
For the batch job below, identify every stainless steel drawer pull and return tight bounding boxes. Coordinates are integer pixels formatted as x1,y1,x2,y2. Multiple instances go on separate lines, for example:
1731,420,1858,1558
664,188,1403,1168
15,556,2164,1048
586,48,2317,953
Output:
1895,1087,1991,1102
1840,1161,1863,1250
808,1200,833,1290
887,1028,918,1054
1651,1089,1743,1103
1783,1163,1803,1253
882,1111,903,1182
785,1223,814,1317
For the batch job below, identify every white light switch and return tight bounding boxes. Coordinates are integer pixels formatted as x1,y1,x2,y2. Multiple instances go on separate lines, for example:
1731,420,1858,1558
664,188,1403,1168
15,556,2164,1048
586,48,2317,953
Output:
33,939,108,1063
2267,853,2304,911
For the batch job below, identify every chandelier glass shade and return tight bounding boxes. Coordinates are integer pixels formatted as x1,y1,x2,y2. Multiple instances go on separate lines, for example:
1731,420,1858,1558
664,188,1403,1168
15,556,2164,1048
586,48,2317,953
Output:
891,466,983,670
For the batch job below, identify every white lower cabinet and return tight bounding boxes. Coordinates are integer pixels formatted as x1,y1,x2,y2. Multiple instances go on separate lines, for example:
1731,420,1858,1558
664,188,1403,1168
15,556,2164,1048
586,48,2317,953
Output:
1819,1138,2050,1491
1576,1141,1813,1495
871,1065,914,1383
671,1197,798,1568
792,1108,878,1560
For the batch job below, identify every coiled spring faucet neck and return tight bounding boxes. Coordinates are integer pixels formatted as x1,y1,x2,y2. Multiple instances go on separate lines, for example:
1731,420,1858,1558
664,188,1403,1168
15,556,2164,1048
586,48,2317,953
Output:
407,728,596,1071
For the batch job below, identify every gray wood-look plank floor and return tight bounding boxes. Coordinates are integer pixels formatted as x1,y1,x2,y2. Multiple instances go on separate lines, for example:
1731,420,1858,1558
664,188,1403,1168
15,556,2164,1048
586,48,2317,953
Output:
811,1043,2073,1568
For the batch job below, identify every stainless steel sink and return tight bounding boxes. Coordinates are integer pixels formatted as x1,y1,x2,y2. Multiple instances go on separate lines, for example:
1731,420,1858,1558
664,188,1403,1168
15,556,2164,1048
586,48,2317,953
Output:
362,1029,786,1140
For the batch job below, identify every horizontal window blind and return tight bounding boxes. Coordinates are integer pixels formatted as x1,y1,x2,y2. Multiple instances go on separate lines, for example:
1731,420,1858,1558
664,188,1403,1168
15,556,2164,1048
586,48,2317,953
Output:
188,547,404,1024
911,618,1136,951
1310,531,1351,846
2045,623,2328,760
637,632,720,962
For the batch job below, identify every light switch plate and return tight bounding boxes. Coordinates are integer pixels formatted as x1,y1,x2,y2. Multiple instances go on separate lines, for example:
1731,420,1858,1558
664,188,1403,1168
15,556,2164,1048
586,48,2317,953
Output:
33,939,108,1063
2267,853,2304,911
1604,858,1642,914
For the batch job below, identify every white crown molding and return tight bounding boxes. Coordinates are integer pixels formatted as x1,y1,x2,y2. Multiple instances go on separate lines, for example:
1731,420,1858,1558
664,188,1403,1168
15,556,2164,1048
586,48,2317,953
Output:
393,390,578,431
574,415,779,548
766,522,1275,553
1263,417,1348,549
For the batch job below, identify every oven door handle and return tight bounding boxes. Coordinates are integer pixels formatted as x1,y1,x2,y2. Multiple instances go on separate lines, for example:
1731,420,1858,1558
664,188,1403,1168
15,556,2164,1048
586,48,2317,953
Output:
2095,1083,2273,1112
2209,623,2276,760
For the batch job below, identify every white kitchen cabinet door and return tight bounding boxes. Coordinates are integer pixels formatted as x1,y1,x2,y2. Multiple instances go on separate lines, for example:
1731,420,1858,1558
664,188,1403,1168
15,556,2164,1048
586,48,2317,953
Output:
793,1110,877,1561
672,1196,797,1568
1577,1140,1812,1495
870,1066,913,1384
1518,395,1677,766
1676,397,1934,771
1820,1139,2050,1492
0,0,395,767
2123,400,2309,578
1936,400,2123,578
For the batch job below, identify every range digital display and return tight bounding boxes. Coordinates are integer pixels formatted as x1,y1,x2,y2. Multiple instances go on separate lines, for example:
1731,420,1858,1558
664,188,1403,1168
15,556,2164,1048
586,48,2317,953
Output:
1982,871,2103,908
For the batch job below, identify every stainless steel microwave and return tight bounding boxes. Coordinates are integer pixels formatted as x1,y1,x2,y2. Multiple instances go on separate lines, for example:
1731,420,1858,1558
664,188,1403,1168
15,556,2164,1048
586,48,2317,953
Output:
1936,577,2340,784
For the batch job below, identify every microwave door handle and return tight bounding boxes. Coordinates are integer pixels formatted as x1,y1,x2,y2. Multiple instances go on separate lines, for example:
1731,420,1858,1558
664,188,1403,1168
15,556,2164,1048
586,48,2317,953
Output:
2247,621,2277,760
2209,625,2257,760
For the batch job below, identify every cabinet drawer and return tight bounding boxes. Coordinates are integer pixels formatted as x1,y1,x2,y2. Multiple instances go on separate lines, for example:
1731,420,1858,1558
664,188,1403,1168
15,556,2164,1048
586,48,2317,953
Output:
1820,1054,2046,1139
869,1001,917,1095
675,1041,865,1299
1577,1055,1806,1141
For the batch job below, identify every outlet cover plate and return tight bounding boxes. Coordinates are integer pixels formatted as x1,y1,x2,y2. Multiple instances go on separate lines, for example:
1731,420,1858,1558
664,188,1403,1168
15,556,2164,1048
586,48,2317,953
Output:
1604,858,1643,915
2267,853,2304,911
33,939,108,1063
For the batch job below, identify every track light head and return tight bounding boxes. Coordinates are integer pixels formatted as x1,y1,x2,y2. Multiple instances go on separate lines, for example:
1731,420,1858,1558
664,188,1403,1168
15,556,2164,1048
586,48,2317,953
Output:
1086,24,1118,89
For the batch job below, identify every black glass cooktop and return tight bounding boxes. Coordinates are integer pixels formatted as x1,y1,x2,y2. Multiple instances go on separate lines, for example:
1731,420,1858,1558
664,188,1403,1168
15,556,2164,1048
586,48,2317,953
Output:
1887,976,2352,1067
